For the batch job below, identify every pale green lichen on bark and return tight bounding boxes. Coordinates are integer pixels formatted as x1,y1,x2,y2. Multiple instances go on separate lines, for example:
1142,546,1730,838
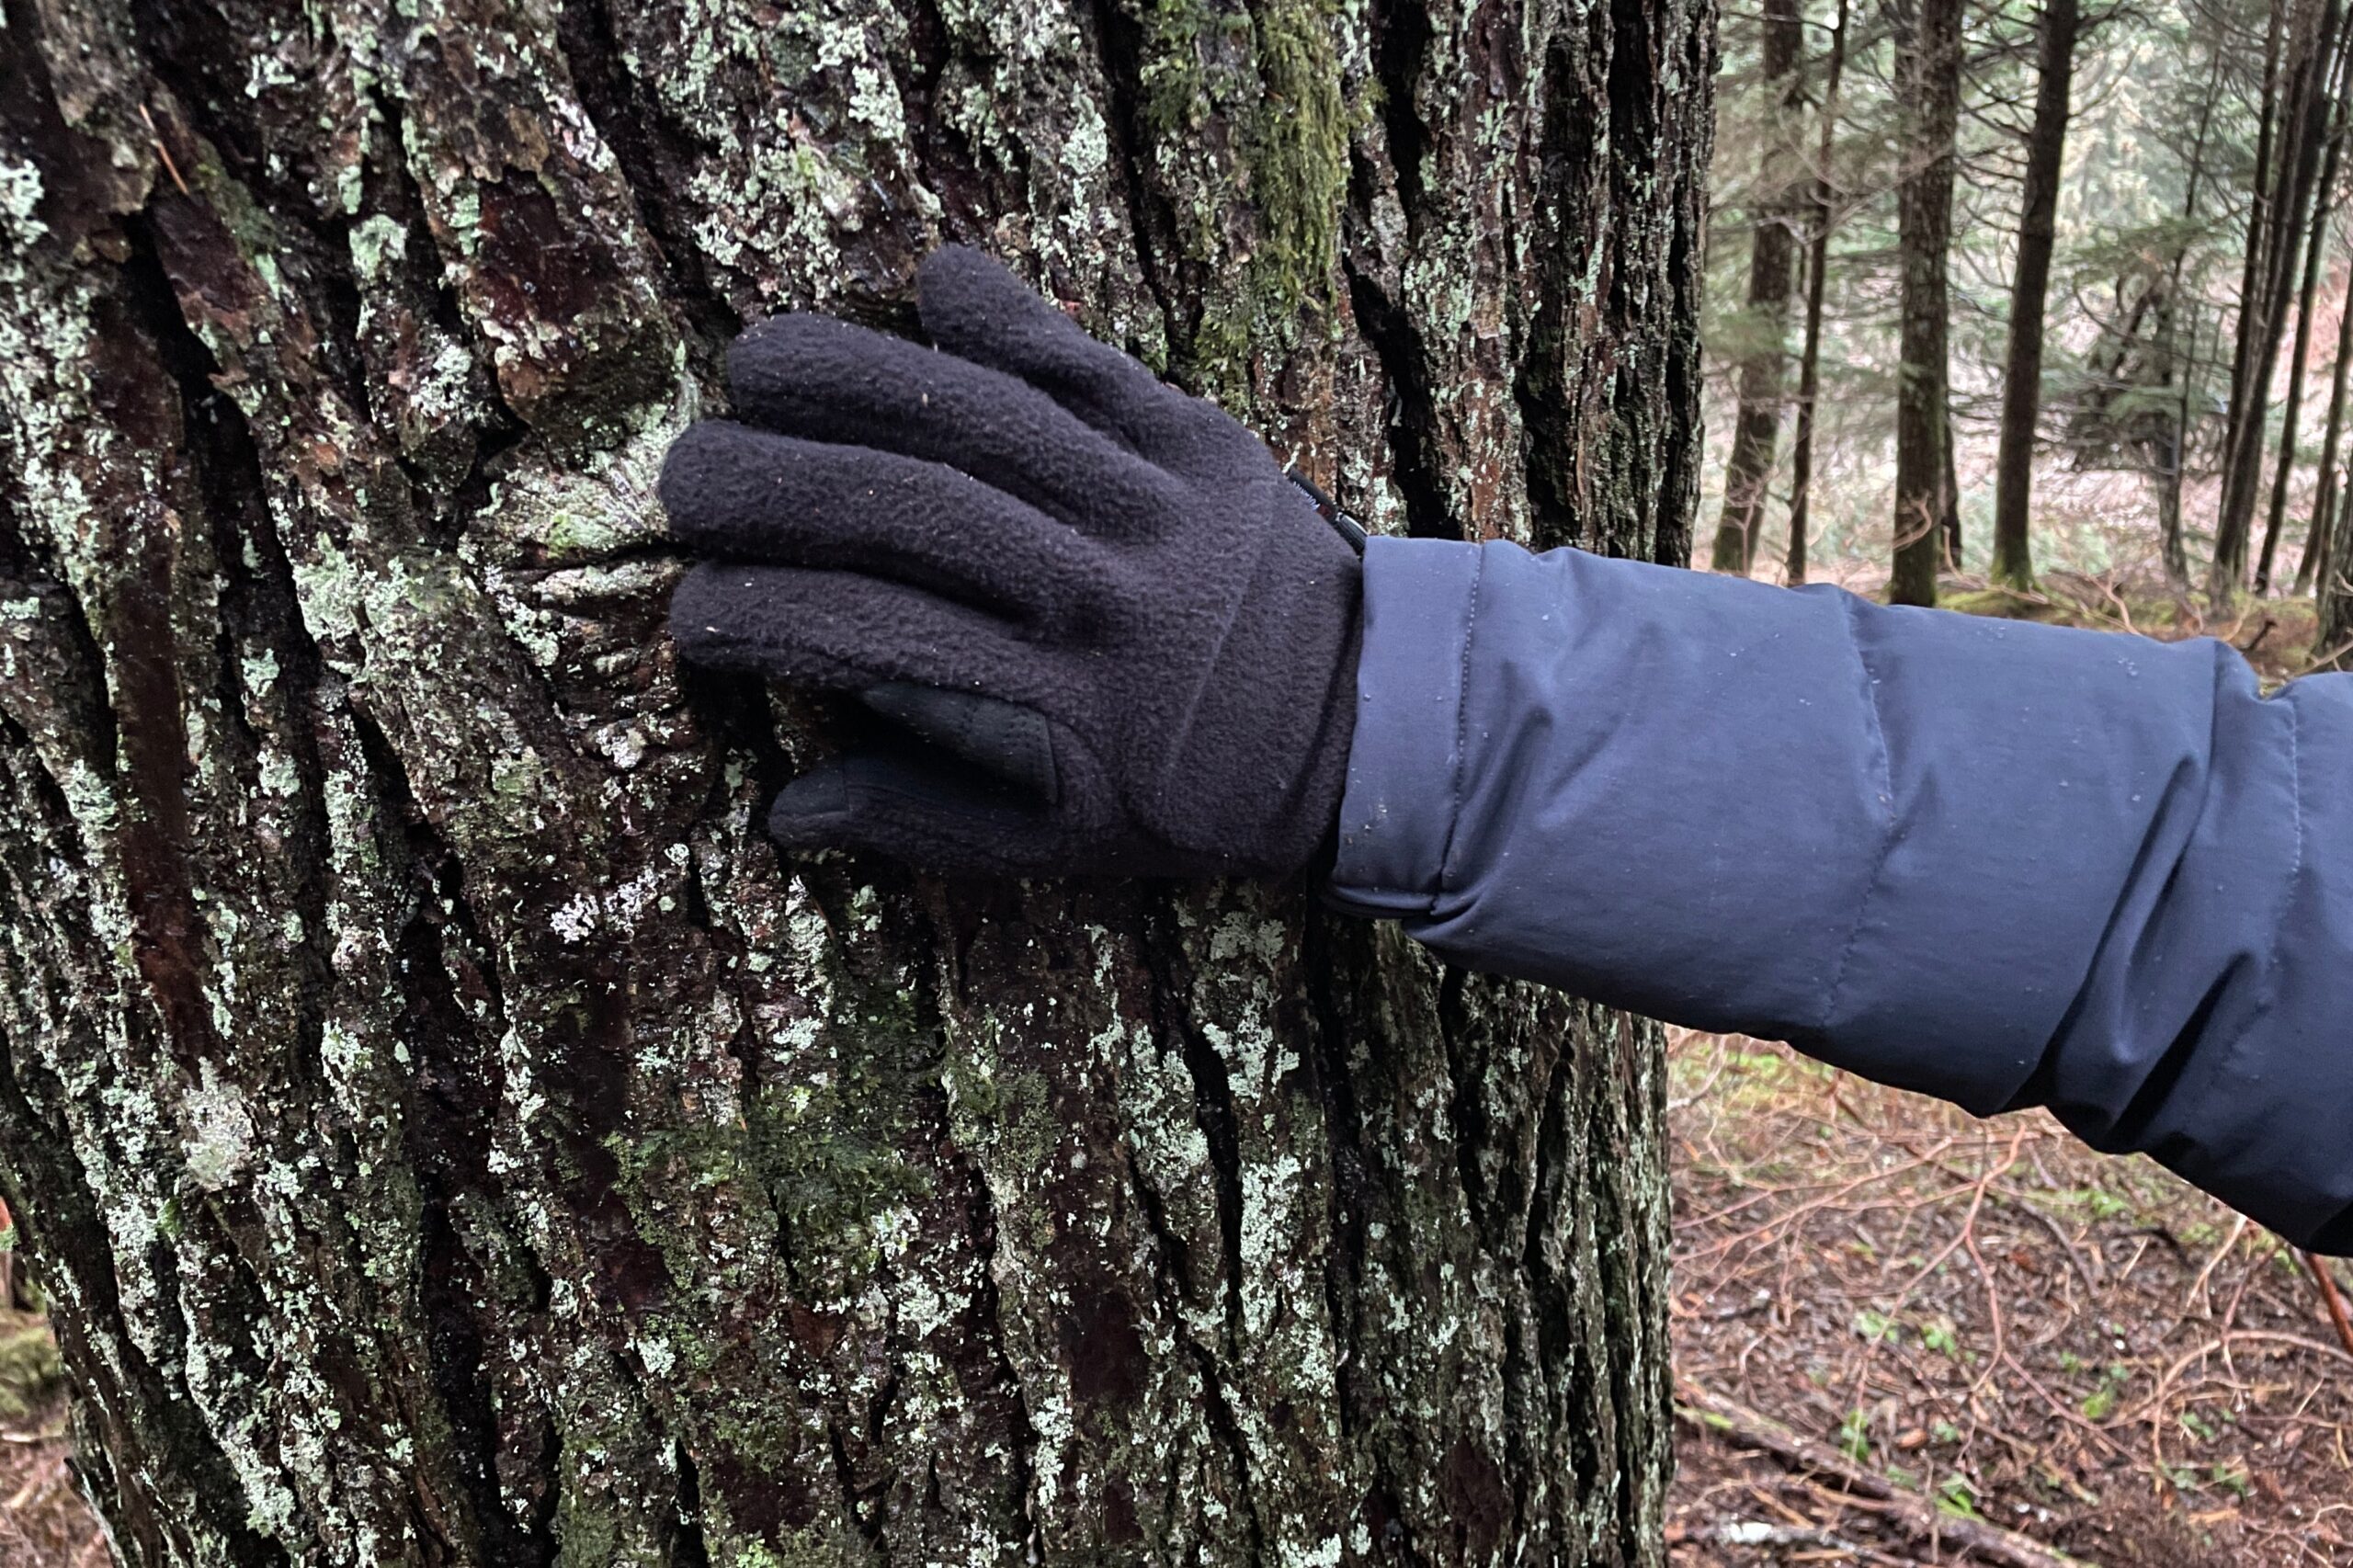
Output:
0,0,1699,1556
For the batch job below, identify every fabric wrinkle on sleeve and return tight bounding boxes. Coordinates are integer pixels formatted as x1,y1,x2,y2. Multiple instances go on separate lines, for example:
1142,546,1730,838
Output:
1327,537,2353,1250
1818,588,1901,1040
2021,648,2343,1247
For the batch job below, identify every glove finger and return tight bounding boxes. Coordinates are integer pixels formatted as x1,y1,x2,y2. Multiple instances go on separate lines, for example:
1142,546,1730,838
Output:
767,747,1068,877
668,561,1042,700
858,681,1057,802
659,420,1111,626
915,245,1202,458
724,313,1186,538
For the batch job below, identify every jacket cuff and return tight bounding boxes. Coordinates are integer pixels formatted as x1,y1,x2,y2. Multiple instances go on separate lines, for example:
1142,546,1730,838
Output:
1325,536,1482,915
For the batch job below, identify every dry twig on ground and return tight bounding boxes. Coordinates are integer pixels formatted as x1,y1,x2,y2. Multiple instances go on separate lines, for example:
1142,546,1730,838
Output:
1677,1379,2097,1568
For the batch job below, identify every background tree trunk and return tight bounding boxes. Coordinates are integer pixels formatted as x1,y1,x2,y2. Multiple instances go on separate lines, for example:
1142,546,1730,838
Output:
1711,0,1804,574
1989,0,2082,593
2154,54,2223,589
0,0,1712,1563
2259,95,2348,593
1787,0,1851,587
2325,488,2353,657
2212,0,2344,596
2222,0,2288,499
2295,233,2353,592
1893,0,1961,607
2318,457,2353,605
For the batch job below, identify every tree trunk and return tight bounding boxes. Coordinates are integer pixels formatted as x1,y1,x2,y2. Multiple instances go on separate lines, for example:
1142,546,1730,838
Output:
0,0,1711,1563
2259,99,2348,593
2222,0,2288,489
1711,0,1805,574
2157,52,2224,589
2315,438,2353,596
1989,0,2081,592
2213,0,2344,597
2325,472,2353,656
1788,0,1852,586
1893,0,1962,607
2158,394,2190,582
2295,232,2353,591
1942,396,1963,565
2322,460,2353,640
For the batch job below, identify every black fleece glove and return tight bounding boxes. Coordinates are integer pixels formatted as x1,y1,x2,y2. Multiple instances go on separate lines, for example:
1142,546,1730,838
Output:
660,246,1363,879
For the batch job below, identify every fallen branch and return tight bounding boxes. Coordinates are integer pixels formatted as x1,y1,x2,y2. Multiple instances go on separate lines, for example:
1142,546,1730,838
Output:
1674,1378,2097,1568
1683,1515,1917,1566
2305,1251,2353,1358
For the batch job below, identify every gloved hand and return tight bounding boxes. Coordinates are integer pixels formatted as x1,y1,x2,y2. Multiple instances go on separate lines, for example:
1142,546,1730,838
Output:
660,245,1364,879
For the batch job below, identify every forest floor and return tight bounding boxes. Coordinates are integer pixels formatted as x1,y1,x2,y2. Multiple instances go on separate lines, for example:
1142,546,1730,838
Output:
1663,1030,2353,1568
0,574,2343,1565
0,1305,98,1568
1820,563,2334,687
1665,574,2353,1568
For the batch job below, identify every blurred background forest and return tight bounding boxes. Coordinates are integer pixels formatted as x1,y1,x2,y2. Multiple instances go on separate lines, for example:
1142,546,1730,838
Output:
1700,0,2353,664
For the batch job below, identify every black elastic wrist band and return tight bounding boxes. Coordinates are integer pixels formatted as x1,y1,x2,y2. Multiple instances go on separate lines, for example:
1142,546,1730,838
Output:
1287,468,1369,554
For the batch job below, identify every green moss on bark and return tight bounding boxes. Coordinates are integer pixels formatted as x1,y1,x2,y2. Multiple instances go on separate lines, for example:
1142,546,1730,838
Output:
0,0,1707,1559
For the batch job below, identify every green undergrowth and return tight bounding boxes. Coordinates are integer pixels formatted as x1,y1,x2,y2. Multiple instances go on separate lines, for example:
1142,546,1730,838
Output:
0,1313,62,1421
1931,574,2325,684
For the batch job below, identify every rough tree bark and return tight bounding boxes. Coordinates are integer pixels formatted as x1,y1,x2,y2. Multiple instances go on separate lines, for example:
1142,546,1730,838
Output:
1989,0,2081,593
0,0,1712,1563
1892,0,1961,607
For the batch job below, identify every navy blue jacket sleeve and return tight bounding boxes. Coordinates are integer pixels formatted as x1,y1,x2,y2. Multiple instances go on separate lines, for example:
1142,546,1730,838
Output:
1328,536,2353,1254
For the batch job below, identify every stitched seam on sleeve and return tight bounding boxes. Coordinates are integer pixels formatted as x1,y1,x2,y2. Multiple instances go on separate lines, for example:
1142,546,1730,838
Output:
2268,691,2306,1010
1432,545,1486,902
2197,647,2295,1065
1821,593,1900,1033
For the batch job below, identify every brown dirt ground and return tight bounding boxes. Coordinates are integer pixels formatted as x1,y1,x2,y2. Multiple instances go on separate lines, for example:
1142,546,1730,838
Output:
1665,1032,2353,1568
0,1308,102,1568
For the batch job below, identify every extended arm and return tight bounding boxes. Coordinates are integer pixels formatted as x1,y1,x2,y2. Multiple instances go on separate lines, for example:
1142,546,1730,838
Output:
660,247,2351,1256
1328,538,2353,1254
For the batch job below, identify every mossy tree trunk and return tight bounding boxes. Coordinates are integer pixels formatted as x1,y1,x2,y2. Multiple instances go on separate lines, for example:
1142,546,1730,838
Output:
0,0,1712,1562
